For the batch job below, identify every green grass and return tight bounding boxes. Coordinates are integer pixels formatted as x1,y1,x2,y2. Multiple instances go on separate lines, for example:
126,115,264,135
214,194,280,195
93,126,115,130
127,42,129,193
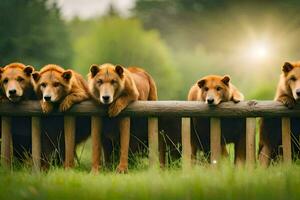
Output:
1,163,300,200
3,132,300,200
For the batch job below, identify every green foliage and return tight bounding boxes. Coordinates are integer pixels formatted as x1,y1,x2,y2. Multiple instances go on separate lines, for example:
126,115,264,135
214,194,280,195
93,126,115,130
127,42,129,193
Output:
0,0,72,67
71,17,181,99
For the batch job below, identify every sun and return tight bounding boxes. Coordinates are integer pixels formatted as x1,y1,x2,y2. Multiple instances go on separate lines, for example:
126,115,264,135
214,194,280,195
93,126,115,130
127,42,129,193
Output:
250,42,269,60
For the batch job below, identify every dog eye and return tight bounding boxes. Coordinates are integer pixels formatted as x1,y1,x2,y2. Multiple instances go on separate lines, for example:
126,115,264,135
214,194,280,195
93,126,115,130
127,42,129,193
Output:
216,86,222,91
53,82,60,87
17,77,24,82
290,76,297,81
97,79,103,84
111,79,117,84
41,83,47,88
203,87,209,91
3,78,8,84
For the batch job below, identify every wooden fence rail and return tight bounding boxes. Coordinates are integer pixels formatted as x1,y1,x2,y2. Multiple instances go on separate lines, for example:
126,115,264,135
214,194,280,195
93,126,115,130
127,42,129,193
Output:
0,100,296,170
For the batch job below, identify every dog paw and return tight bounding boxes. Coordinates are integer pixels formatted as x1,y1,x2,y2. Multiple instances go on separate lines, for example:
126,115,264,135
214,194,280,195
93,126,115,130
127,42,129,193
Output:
232,96,244,103
108,104,122,117
59,99,72,112
116,164,128,174
281,98,295,109
232,99,241,103
41,102,53,113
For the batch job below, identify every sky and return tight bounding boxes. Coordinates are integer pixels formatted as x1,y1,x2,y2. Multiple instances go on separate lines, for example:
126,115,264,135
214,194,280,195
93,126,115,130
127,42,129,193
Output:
56,0,136,19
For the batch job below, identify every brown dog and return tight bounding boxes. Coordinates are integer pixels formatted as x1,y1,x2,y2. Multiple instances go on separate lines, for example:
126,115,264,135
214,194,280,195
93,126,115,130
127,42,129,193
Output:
88,63,157,172
259,61,300,166
0,62,35,161
0,63,35,102
32,64,90,113
188,75,246,164
32,64,91,167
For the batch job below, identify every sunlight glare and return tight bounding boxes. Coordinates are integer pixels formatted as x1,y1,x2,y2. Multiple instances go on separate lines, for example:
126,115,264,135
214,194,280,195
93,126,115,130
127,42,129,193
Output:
250,42,269,60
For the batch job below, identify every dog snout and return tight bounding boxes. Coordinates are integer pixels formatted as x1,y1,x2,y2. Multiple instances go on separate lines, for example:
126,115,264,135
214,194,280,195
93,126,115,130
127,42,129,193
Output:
44,96,51,102
296,89,300,97
207,98,215,105
8,89,16,95
102,95,110,102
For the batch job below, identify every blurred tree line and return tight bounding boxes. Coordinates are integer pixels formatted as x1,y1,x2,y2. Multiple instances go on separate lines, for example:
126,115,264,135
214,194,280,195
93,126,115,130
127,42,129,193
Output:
2,0,300,100
0,0,72,67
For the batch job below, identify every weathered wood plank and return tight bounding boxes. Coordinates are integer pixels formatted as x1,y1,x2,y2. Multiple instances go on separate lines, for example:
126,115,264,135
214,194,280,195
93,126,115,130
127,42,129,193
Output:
181,117,191,169
282,117,292,164
32,117,41,171
91,116,102,172
210,118,221,165
1,117,11,168
246,118,256,166
148,117,159,167
0,100,299,117
64,116,75,168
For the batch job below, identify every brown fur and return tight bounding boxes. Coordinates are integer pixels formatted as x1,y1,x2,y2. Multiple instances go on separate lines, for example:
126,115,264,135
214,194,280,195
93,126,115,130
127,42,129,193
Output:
88,63,157,172
188,75,246,164
259,61,300,167
88,63,136,117
275,62,300,108
0,62,36,161
188,75,244,104
32,64,90,113
0,62,35,102
31,64,91,168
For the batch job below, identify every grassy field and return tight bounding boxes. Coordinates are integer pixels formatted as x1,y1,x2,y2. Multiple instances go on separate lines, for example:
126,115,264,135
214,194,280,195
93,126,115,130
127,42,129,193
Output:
2,138,300,200
1,162,300,200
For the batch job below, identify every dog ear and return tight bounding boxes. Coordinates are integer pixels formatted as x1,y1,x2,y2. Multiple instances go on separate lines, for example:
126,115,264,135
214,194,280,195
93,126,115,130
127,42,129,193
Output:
32,72,40,82
62,70,72,81
24,65,34,76
221,75,230,86
282,62,294,74
197,79,206,88
115,65,124,77
90,64,100,78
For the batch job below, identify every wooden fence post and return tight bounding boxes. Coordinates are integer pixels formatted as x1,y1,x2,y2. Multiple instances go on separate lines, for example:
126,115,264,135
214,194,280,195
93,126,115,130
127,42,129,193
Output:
282,117,291,164
210,118,221,165
246,118,256,166
182,117,191,170
32,117,41,171
64,116,75,168
91,116,102,173
1,117,12,168
148,117,159,168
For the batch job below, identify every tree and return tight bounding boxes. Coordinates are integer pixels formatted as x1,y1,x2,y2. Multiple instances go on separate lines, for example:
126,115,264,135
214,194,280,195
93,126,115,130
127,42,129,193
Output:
0,0,72,67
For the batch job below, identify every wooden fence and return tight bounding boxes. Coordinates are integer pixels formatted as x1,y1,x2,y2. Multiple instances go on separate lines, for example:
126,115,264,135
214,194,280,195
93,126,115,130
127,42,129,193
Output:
0,100,298,171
